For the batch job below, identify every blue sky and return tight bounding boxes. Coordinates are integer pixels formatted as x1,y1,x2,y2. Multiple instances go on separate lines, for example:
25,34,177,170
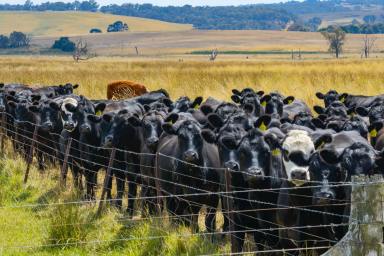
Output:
0,0,289,6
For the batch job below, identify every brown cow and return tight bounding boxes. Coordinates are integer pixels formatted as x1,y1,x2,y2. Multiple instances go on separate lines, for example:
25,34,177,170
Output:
107,80,148,100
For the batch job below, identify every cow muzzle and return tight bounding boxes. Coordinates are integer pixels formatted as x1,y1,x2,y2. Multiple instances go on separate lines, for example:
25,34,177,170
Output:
146,136,159,149
183,150,198,163
42,121,53,132
314,191,335,205
64,121,76,132
290,169,310,186
224,161,239,172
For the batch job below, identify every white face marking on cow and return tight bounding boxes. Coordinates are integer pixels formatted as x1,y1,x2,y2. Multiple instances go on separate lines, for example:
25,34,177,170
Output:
61,97,79,132
282,130,314,186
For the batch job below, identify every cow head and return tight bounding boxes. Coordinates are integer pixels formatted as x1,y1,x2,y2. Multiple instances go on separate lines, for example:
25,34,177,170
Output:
170,96,203,113
281,130,315,186
356,101,384,124
309,152,346,205
320,142,377,176
60,97,80,132
316,90,345,107
292,111,315,129
261,92,294,117
39,100,62,132
56,83,79,96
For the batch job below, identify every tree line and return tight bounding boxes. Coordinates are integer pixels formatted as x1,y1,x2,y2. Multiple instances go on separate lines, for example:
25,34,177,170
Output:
0,31,30,49
0,0,98,12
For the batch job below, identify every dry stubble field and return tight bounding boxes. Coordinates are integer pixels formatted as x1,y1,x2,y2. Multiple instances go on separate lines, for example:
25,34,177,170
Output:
0,56,384,255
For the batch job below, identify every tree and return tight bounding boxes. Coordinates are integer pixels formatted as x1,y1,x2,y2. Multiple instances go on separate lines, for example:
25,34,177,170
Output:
79,0,98,12
307,17,322,31
321,27,346,58
0,35,9,48
72,39,96,62
23,0,33,10
89,28,102,33
52,37,75,52
363,15,376,24
9,31,30,48
362,34,377,58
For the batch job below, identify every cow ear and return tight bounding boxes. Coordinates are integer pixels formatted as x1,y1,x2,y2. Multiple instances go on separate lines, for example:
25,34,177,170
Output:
320,149,340,165
264,132,281,151
232,89,241,96
191,96,203,109
313,106,325,115
94,102,106,116
256,90,264,96
49,101,60,111
201,129,216,144
243,103,254,114
347,107,355,116
200,105,213,115
8,90,16,96
314,134,333,149
162,123,176,135
28,105,40,113
260,95,271,107
283,96,294,105
317,114,327,121
339,93,348,103
0,83,4,89
87,114,101,123
221,135,237,150
161,98,173,107
165,113,179,124
369,121,384,139
254,115,271,131
311,118,325,129
327,122,341,132
207,113,224,129
143,104,151,112
7,101,17,108
102,114,113,123
128,115,141,127
231,95,241,104
316,92,325,99
73,84,79,89
355,107,369,117
280,117,291,124
31,94,41,102
6,95,16,102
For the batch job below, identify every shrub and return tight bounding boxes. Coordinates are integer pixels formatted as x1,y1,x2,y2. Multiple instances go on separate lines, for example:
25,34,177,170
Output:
107,21,128,32
0,35,9,48
89,28,102,33
8,31,30,48
52,37,76,52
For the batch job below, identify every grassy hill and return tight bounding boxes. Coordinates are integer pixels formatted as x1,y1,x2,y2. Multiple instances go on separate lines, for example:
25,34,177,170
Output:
0,11,192,37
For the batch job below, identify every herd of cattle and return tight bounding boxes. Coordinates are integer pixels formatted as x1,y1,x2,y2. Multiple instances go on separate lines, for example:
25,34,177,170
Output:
1,82,384,254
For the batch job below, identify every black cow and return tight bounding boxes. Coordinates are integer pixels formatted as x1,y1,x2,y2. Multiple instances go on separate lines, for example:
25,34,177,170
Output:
157,113,221,234
316,90,384,108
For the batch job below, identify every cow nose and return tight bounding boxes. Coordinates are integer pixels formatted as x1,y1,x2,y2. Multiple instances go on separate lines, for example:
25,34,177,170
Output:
104,135,113,147
315,191,334,205
64,122,75,131
43,121,53,131
80,124,91,133
247,167,263,176
183,150,198,162
147,136,159,147
291,170,308,181
225,161,239,171
0,105,5,112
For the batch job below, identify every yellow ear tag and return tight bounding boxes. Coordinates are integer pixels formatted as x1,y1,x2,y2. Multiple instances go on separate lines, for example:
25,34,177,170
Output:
272,149,281,156
96,110,102,116
287,99,293,104
340,96,346,103
317,141,325,149
194,104,199,110
261,101,267,107
259,122,267,131
370,129,378,138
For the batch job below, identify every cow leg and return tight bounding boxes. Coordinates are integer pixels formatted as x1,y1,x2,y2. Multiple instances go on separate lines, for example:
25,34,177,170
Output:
114,170,125,210
127,180,137,217
37,150,45,172
189,204,200,233
232,226,246,253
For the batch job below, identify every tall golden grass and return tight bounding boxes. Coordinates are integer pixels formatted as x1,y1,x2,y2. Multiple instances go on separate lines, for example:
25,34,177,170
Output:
1,56,383,108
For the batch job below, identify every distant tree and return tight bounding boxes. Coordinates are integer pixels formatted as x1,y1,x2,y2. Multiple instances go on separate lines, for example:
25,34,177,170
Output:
89,28,102,33
0,35,9,48
363,15,376,24
321,27,346,58
362,34,377,58
79,0,98,12
52,37,76,52
9,31,30,48
352,19,360,25
288,23,310,32
23,0,33,10
72,39,96,61
107,21,128,32
307,17,322,31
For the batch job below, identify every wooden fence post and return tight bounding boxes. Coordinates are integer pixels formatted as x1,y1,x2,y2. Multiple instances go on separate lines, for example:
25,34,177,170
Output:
60,138,72,187
97,148,116,216
23,124,38,184
225,168,235,253
0,113,6,152
322,175,384,255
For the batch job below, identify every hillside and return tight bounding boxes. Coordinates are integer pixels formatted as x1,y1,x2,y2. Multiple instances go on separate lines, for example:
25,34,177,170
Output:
0,11,192,37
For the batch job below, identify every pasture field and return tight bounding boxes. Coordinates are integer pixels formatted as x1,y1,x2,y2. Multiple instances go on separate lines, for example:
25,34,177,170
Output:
1,56,384,255
0,11,192,37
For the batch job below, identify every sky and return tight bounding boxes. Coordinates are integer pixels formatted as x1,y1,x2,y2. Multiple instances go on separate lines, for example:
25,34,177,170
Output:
0,0,288,6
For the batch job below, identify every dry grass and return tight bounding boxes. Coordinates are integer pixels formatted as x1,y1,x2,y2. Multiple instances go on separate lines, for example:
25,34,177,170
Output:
0,11,192,37
0,56,383,108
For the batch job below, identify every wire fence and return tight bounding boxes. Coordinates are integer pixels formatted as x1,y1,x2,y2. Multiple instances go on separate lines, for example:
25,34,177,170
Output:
0,111,382,255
